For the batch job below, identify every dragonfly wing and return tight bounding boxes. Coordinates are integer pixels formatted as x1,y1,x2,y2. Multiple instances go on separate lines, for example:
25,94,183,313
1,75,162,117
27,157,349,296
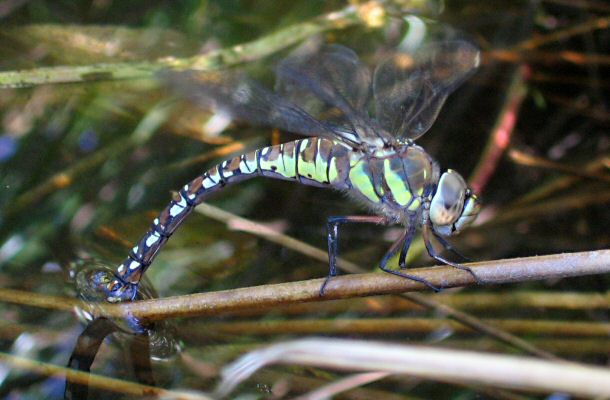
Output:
373,41,480,141
276,43,393,144
159,70,360,146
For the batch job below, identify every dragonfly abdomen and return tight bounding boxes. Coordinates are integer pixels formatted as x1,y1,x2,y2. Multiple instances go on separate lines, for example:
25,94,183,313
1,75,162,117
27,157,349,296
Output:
111,137,351,290
257,137,352,189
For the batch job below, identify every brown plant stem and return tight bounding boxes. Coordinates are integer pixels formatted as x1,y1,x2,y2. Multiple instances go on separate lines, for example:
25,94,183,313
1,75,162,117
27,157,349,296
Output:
219,291,610,318
0,352,211,400
187,318,610,338
487,49,610,67
509,153,610,206
448,338,610,356
545,94,610,122
3,287,607,321
110,249,610,323
479,188,610,228
508,149,610,184
190,336,610,362
514,15,610,51
400,292,561,361
0,288,610,320
0,288,79,312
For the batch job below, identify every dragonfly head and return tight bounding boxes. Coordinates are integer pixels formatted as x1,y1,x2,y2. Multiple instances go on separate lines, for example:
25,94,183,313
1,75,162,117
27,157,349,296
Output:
429,170,481,236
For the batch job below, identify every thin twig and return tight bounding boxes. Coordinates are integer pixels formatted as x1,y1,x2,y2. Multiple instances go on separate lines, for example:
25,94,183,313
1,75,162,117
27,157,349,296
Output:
292,371,392,400
253,369,416,400
509,153,610,206
449,338,610,356
189,336,610,361
529,71,610,87
508,149,610,183
0,288,79,312
190,318,610,338
0,351,211,400
487,49,610,66
513,15,610,50
545,94,610,122
480,188,610,228
399,292,561,360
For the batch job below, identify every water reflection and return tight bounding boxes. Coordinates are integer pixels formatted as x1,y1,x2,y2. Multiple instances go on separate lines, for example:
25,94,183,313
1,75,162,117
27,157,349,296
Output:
65,260,181,399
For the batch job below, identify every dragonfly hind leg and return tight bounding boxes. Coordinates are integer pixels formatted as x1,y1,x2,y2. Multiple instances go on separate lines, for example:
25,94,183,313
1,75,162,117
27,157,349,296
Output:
320,215,387,296
423,224,483,285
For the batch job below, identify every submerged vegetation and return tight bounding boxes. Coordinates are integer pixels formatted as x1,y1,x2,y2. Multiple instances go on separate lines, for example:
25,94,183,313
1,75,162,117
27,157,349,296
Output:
0,1,609,398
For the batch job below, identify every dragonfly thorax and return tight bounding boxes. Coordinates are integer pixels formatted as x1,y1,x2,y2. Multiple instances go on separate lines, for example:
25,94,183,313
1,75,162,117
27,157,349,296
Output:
345,143,439,224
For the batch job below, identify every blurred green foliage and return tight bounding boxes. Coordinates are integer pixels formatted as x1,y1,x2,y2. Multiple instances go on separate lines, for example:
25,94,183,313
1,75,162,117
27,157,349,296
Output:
0,1,609,398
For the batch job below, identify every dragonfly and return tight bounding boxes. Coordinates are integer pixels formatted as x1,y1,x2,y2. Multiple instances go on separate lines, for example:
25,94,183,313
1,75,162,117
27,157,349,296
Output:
85,40,482,303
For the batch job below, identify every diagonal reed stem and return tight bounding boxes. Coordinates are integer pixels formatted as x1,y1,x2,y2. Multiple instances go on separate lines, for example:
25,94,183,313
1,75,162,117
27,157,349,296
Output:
0,2,382,88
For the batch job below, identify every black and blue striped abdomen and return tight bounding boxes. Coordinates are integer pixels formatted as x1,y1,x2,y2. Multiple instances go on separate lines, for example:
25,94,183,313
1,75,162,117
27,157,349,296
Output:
110,137,353,292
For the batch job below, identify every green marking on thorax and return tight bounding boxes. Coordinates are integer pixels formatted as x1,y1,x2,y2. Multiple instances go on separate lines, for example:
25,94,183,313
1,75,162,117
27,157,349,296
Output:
407,197,421,212
349,160,381,203
383,159,412,206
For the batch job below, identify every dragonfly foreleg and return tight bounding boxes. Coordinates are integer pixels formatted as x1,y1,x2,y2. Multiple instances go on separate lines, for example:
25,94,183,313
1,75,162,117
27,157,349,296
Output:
379,227,441,292
423,224,483,285
430,228,472,262
320,215,387,296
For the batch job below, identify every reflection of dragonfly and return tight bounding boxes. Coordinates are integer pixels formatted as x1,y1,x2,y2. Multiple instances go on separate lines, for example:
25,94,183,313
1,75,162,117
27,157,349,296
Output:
88,41,482,302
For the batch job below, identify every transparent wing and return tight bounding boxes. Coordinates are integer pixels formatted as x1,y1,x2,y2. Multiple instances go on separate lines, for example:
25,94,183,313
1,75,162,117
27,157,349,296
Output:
159,70,361,147
373,41,480,141
276,43,393,144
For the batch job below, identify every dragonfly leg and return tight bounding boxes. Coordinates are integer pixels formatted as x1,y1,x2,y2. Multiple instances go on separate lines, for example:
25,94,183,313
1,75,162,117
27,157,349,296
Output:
320,215,387,296
379,228,441,292
431,229,472,262
423,224,483,285
398,218,417,269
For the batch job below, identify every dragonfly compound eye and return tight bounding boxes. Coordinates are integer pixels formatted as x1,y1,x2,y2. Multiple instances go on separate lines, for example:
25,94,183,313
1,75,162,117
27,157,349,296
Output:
429,170,467,231
453,192,482,233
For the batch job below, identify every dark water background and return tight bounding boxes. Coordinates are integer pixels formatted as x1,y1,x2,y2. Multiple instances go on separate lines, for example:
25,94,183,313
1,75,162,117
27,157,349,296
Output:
0,1,609,398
